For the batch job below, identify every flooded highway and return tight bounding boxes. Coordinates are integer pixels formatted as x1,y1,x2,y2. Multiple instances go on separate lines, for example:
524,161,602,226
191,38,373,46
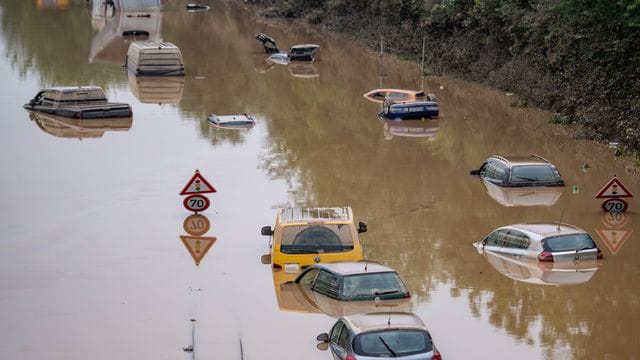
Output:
1,1,640,359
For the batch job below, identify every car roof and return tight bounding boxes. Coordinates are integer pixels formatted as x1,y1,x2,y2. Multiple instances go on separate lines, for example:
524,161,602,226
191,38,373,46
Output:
343,312,427,334
278,207,353,224
310,261,396,276
502,223,587,238
40,86,104,93
488,155,553,166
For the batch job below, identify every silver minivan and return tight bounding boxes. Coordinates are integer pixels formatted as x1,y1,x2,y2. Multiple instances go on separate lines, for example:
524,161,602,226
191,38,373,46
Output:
474,223,603,262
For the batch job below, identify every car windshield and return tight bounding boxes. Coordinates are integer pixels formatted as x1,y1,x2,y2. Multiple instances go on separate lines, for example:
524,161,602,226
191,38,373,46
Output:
354,330,432,357
543,234,597,252
280,224,354,254
341,272,408,300
510,165,558,183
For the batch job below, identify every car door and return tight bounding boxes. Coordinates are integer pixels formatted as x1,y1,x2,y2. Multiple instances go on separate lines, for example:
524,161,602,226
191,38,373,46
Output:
329,320,350,360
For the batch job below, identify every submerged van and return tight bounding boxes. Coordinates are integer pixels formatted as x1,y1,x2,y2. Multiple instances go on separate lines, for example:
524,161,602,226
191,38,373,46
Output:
125,41,185,76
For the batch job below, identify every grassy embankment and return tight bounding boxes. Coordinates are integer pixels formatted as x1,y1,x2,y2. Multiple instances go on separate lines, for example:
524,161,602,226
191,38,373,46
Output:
248,0,640,162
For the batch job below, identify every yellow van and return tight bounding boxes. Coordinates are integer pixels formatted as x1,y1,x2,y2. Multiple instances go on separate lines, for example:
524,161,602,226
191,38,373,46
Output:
261,207,366,271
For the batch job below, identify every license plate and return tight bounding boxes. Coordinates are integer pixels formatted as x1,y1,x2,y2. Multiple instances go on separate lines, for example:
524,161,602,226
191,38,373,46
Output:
284,263,300,273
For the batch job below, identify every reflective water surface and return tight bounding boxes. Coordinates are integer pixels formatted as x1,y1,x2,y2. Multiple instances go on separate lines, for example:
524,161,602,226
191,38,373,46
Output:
1,1,639,359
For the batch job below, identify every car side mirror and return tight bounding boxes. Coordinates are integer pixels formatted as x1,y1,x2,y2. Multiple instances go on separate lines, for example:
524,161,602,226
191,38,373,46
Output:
260,253,271,265
470,169,480,175
357,221,367,233
261,226,273,236
316,333,329,342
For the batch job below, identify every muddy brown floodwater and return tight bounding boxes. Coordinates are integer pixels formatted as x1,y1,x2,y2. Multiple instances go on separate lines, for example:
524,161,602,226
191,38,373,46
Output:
0,1,639,359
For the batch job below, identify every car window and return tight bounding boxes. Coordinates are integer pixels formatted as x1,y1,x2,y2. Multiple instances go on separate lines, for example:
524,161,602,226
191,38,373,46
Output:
354,330,432,357
337,324,350,348
296,268,319,285
485,229,508,247
543,234,597,252
313,270,340,298
280,224,355,254
330,321,346,344
342,272,408,299
388,92,410,101
482,161,507,182
511,165,557,182
501,230,530,249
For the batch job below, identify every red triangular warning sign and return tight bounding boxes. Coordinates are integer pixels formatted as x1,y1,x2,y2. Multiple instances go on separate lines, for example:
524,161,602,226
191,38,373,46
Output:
595,176,634,198
180,235,217,266
594,228,633,255
180,170,217,195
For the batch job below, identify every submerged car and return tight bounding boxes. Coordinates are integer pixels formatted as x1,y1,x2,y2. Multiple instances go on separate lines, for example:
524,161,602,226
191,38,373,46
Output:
261,207,367,270
273,268,410,318
294,261,410,301
479,249,600,285
23,86,132,119
474,223,603,262
207,113,255,129
255,33,280,53
363,88,434,104
470,155,565,187
316,312,442,360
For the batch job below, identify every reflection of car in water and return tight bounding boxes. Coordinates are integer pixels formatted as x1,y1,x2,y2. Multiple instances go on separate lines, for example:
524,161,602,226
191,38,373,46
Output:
272,268,411,318
474,223,603,263
261,207,367,270
478,249,600,285
127,72,184,104
480,180,564,207
470,154,565,187
88,9,162,65
27,111,132,139
381,118,439,140
316,312,443,360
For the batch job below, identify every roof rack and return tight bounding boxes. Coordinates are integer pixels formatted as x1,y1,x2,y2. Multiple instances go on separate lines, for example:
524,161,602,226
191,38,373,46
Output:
492,155,509,164
530,154,550,163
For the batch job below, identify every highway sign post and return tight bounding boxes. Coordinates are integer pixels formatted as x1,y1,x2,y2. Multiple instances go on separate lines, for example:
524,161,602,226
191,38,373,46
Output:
180,170,216,213
596,175,633,213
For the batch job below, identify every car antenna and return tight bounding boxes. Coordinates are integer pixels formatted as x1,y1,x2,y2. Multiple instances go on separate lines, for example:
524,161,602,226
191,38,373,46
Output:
364,258,368,272
387,306,392,326
557,211,564,231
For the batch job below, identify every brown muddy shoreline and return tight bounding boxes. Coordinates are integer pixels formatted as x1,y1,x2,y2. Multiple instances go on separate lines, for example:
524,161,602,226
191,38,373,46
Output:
243,0,640,163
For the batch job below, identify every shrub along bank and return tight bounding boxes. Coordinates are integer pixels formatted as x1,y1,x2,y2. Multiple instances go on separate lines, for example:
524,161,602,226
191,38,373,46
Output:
247,0,640,157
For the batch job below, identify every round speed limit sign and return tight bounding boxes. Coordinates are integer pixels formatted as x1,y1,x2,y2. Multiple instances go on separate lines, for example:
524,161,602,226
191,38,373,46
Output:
601,198,628,213
183,194,210,213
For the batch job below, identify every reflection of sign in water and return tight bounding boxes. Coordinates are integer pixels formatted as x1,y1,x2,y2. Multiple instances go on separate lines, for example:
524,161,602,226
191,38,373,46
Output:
183,214,211,236
595,228,633,255
601,211,629,228
180,235,216,266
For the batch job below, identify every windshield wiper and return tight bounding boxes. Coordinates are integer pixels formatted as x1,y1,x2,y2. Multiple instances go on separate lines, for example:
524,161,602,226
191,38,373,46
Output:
514,175,538,181
374,290,400,295
378,336,397,357
283,248,319,254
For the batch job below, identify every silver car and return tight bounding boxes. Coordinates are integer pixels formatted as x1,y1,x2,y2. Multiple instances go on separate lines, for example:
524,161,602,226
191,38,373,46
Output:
474,223,603,262
316,312,442,360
